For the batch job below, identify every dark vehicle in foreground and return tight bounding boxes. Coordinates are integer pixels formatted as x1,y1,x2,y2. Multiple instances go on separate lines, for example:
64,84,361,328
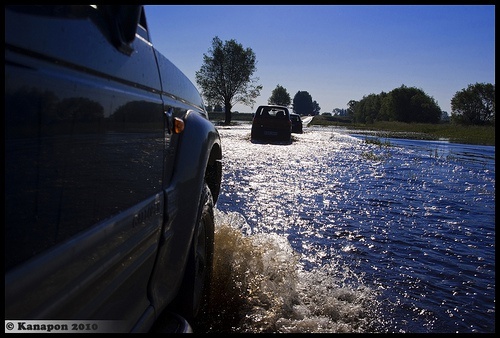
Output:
251,105,292,143
5,5,222,333
290,113,303,134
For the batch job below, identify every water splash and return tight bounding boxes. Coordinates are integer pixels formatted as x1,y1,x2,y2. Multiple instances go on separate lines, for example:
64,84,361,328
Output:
195,209,383,333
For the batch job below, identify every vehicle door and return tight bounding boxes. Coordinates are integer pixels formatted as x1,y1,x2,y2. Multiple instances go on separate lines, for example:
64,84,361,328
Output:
5,6,166,331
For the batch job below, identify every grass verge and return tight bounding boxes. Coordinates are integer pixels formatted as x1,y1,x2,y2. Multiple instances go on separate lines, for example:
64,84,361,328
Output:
308,115,495,146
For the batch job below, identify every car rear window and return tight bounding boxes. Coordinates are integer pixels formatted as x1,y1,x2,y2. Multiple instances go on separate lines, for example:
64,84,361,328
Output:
256,107,289,119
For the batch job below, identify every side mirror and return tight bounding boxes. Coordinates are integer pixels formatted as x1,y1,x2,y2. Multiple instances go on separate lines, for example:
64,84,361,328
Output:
101,5,141,55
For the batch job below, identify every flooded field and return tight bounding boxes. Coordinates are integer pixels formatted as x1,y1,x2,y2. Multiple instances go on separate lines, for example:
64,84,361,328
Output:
195,123,495,333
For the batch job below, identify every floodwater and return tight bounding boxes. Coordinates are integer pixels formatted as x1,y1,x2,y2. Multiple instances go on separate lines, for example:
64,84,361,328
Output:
195,123,495,333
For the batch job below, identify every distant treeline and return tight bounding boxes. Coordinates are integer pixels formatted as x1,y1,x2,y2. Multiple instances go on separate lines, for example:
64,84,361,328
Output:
347,83,495,126
348,85,442,124
209,111,253,123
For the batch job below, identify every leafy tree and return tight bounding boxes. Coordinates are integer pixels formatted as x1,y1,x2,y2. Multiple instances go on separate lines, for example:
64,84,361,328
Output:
385,86,412,122
378,92,394,121
347,100,358,119
451,82,495,125
268,84,291,106
312,100,321,115
354,93,383,123
409,91,441,123
386,85,441,123
195,36,262,125
353,85,441,124
293,91,313,116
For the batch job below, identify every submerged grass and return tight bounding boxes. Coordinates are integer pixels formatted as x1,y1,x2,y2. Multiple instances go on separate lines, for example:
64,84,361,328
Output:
309,116,495,146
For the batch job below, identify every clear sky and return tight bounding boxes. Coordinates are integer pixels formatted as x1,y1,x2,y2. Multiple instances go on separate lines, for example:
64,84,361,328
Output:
145,4,495,115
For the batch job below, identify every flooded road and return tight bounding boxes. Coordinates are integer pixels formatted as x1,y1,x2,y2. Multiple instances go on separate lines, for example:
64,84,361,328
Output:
197,122,495,333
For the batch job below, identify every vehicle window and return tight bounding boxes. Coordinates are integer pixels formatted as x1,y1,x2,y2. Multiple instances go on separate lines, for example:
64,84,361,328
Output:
137,7,150,41
257,107,289,119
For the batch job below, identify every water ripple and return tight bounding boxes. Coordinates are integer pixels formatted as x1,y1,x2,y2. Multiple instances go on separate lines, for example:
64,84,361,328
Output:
210,124,495,333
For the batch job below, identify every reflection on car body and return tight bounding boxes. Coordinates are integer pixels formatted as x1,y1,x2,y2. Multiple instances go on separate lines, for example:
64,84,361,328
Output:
251,105,292,143
5,5,222,333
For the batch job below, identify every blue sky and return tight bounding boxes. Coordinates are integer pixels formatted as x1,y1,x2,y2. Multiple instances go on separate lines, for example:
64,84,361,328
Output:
145,5,495,115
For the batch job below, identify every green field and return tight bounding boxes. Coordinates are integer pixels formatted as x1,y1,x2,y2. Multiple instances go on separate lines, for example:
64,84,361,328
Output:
209,112,254,123
208,112,495,146
308,115,495,146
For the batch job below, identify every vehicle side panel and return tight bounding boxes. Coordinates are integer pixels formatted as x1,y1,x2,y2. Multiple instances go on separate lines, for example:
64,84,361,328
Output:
148,104,222,314
5,6,165,330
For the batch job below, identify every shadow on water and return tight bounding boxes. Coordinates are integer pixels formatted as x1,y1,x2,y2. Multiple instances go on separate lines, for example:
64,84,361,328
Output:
192,210,385,333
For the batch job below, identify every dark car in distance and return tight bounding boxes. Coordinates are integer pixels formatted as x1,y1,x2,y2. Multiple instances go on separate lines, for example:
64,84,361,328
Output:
251,105,292,143
290,113,303,134
5,5,222,333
